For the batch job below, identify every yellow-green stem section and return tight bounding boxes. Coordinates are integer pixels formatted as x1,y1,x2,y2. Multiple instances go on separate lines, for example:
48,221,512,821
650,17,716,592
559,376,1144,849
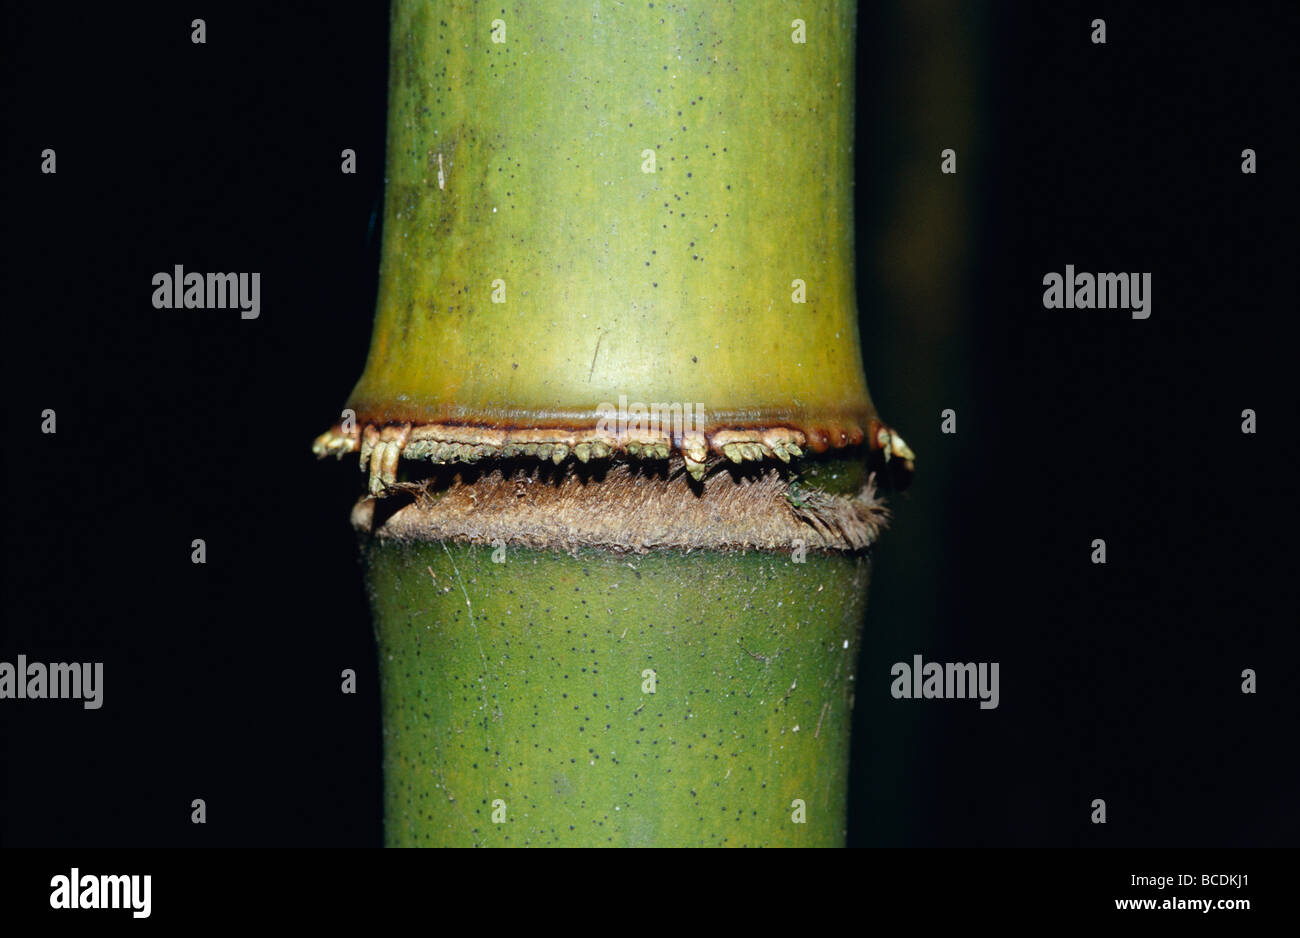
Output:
368,541,870,846
349,0,871,431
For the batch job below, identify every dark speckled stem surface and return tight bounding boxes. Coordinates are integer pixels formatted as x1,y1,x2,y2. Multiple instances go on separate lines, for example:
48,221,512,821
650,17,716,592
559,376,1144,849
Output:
366,540,870,846
347,0,872,438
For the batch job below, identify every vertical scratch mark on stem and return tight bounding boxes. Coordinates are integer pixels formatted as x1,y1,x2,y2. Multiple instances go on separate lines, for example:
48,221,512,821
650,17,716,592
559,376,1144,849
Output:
442,542,490,744
437,152,446,190
588,330,604,382
814,701,829,738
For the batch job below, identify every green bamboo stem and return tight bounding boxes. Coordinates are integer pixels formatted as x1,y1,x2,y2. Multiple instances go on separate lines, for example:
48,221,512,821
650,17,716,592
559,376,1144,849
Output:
370,542,869,846
315,0,910,847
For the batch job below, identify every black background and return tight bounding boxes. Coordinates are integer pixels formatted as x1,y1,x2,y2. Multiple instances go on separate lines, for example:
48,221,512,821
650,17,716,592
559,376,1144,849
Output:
3,1,1295,847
